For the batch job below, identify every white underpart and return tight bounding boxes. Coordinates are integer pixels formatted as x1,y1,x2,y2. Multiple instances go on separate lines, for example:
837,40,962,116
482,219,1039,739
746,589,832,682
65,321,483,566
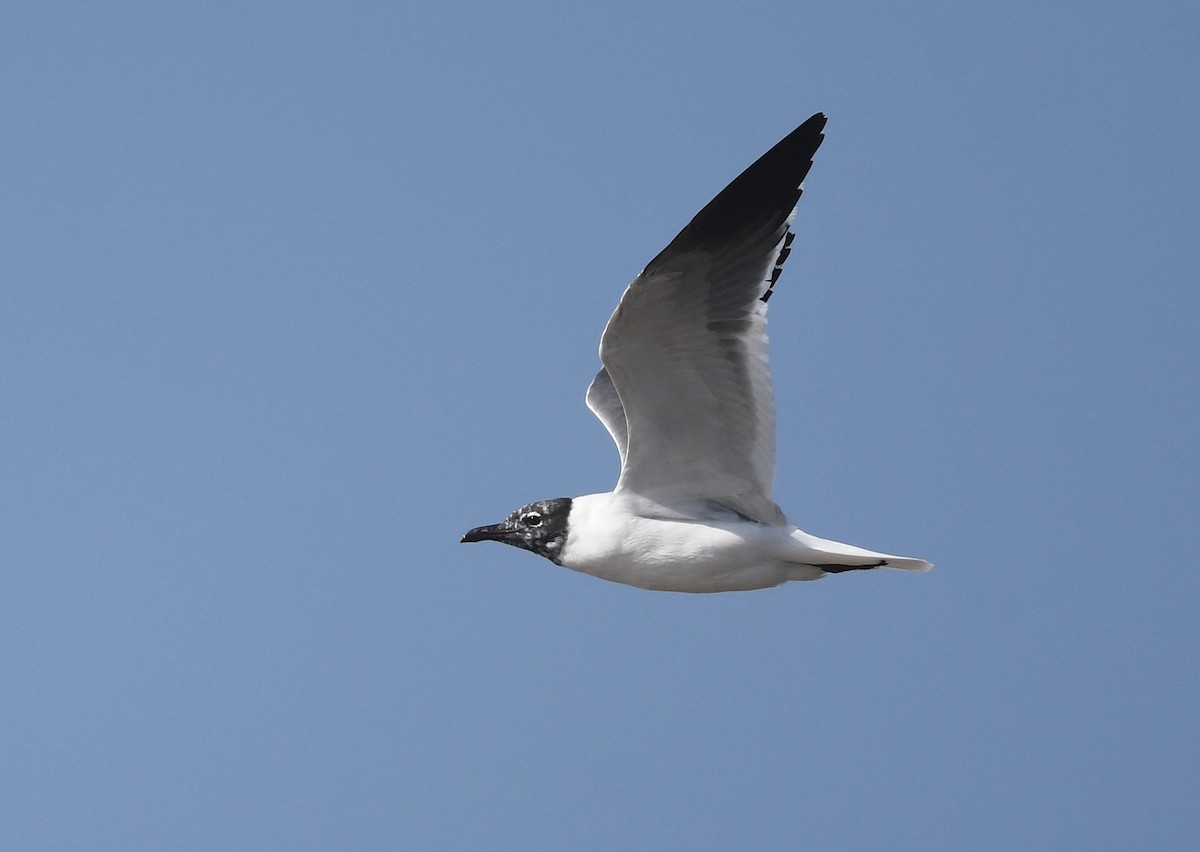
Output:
559,493,927,593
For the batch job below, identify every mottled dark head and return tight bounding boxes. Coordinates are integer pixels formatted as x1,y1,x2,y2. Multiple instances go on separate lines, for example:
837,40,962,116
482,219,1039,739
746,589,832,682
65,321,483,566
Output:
460,498,573,565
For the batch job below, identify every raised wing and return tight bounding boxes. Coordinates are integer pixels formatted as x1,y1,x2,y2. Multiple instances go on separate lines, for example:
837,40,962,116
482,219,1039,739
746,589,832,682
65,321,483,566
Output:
595,113,826,525
585,367,628,469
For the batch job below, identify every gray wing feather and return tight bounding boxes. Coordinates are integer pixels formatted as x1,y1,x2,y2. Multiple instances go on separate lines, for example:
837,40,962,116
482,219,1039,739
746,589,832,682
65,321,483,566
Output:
594,114,827,525
585,367,629,468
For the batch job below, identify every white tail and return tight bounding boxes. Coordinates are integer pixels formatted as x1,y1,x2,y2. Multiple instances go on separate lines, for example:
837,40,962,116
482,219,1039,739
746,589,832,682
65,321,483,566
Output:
786,527,932,573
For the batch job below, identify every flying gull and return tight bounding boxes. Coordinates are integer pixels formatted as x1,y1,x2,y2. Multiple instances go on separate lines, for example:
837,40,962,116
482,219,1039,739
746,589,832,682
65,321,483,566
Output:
462,113,931,592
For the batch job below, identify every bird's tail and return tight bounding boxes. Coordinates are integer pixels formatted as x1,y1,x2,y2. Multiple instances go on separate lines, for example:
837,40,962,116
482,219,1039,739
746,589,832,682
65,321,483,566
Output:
785,528,932,575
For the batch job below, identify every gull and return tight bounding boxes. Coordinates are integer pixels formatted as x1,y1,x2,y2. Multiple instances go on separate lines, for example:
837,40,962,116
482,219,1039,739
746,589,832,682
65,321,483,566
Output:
462,113,931,592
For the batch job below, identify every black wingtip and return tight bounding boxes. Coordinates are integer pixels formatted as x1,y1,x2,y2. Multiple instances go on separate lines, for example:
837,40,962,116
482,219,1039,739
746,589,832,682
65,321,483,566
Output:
648,112,828,268
707,113,825,216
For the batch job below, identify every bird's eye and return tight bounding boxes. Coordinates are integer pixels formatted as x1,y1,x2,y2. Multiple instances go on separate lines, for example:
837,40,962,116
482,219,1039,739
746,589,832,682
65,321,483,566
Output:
522,512,543,527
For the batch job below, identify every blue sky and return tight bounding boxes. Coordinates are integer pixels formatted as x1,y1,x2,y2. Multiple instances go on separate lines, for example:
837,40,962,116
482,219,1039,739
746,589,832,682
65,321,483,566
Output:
3,1,1198,849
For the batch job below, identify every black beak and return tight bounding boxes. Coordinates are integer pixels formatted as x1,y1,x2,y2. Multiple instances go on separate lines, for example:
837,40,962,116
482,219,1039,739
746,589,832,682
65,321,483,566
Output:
461,523,510,544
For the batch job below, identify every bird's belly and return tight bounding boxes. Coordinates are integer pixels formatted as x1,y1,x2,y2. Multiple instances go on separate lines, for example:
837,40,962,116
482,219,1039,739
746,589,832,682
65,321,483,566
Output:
561,517,794,593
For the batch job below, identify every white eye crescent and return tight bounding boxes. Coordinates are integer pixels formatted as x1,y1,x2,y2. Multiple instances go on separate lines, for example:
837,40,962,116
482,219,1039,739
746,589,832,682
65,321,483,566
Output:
522,512,543,527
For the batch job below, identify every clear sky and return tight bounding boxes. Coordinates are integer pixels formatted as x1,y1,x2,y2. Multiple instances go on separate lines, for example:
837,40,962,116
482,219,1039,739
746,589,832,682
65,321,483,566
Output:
3,1,1198,849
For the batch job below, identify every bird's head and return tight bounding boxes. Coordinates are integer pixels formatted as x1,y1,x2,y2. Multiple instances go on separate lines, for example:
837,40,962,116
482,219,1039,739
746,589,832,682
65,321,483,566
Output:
461,498,573,564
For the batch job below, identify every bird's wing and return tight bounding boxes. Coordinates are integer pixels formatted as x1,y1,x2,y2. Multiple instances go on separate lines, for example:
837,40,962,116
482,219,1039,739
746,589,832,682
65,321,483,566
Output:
585,367,629,469
594,113,826,526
